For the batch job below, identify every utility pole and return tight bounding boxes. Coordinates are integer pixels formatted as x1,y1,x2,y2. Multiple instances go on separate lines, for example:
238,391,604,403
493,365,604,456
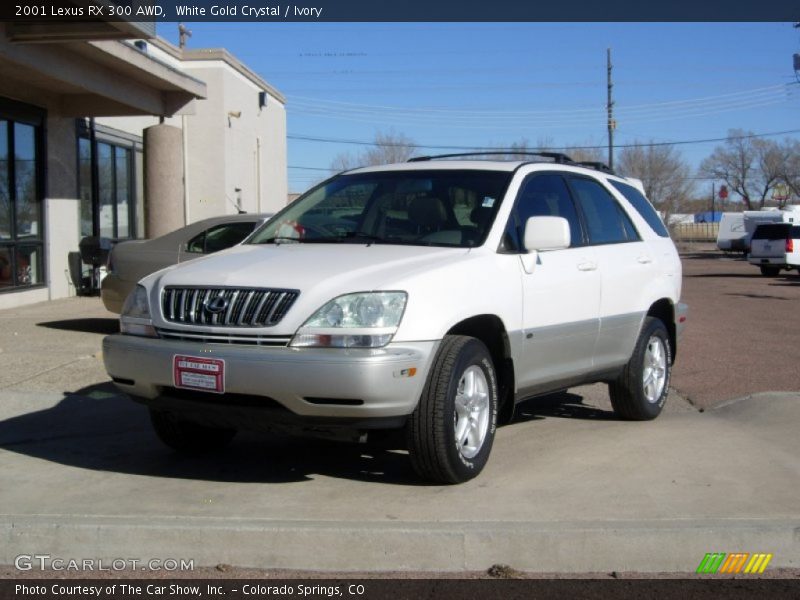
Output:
711,182,715,218
607,48,615,170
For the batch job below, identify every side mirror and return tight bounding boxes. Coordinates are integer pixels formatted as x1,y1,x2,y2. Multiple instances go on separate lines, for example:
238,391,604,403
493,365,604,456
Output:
523,216,571,252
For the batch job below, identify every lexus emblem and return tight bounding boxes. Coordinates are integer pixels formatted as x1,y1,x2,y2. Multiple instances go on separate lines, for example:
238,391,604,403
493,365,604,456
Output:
204,296,229,314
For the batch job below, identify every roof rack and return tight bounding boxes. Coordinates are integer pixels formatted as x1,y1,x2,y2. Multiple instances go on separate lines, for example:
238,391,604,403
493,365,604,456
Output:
576,161,615,174
408,151,575,164
406,151,617,176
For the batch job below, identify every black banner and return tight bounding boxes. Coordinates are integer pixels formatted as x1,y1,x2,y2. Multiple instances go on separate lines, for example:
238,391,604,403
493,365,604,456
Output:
2,579,800,600
2,0,800,22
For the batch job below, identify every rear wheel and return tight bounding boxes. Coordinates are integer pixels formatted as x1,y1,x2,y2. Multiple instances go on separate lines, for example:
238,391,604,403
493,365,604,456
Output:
407,335,498,484
150,409,236,453
760,265,780,276
609,317,671,421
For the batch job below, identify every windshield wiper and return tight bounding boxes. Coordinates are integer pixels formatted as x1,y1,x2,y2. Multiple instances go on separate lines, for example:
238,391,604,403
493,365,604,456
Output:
342,232,385,244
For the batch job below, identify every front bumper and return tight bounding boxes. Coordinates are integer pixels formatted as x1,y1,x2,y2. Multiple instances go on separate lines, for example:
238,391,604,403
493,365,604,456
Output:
103,334,438,423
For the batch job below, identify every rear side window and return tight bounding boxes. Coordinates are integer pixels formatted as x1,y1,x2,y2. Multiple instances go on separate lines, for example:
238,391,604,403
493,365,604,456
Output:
753,224,791,240
609,180,670,238
568,177,640,245
187,222,257,254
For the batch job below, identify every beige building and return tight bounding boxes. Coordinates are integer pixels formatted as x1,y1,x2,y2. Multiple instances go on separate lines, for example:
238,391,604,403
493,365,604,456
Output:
0,21,287,310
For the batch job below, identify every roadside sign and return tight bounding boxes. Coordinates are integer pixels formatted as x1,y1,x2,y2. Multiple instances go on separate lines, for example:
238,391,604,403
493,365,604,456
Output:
772,183,790,202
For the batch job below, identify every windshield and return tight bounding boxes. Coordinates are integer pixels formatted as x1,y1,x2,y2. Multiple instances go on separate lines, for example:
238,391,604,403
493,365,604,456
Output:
248,170,513,248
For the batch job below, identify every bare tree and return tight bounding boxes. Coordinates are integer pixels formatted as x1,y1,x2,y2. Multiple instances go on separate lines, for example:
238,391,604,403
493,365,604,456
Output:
775,138,800,205
699,131,795,208
489,136,555,160
752,137,787,207
329,130,417,172
565,145,606,164
699,130,761,209
617,142,694,226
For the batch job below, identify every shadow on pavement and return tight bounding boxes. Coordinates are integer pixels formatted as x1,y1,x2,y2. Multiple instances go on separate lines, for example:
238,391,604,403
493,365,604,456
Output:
725,292,791,301
0,384,601,486
514,391,613,422
686,272,761,279
679,252,744,261
37,318,119,335
769,278,800,287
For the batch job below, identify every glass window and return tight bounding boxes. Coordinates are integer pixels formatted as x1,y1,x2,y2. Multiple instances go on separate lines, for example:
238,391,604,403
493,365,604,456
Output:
14,123,39,240
0,107,44,292
81,139,135,240
0,246,11,287
0,120,9,241
79,137,93,238
98,143,114,239
16,245,42,285
507,173,583,250
568,177,639,245
248,170,512,248
609,180,669,238
115,147,130,238
752,224,790,240
203,222,257,253
187,222,257,254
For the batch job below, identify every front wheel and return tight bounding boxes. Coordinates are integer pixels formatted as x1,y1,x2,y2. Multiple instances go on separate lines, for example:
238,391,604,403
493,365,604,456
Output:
407,336,498,484
609,317,672,421
150,409,236,453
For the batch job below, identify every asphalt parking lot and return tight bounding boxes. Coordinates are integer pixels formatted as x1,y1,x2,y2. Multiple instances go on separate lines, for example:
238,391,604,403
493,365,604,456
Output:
672,245,800,407
0,244,798,574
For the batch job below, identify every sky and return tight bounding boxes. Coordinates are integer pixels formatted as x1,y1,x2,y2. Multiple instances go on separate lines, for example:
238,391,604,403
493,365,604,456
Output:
161,22,800,194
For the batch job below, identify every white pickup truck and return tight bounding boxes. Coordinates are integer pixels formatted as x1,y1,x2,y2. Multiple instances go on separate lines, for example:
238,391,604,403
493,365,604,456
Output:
103,154,688,483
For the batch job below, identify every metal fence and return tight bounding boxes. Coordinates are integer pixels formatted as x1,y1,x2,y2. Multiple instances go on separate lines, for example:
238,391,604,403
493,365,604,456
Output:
671,222,719,242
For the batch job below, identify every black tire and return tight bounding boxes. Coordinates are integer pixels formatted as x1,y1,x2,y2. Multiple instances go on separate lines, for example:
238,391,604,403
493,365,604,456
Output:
407,335,498,484
760,265,780,276
150,409,236,453
608,317,672,421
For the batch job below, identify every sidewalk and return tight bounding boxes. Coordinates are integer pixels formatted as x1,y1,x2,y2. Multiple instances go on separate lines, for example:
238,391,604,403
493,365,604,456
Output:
0,297,798,573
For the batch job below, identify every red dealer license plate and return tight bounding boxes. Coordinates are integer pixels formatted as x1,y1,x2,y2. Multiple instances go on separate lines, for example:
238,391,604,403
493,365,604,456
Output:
173,355,225,394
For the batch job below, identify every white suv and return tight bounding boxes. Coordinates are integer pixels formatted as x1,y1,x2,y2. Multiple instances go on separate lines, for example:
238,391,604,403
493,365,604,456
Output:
748,222,800,276
103,154,687,484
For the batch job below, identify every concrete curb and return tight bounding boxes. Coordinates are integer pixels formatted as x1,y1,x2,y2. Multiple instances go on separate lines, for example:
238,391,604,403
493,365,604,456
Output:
3,516,799,573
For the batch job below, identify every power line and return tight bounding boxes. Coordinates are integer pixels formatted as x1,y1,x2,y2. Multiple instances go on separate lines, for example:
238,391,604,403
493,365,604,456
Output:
287,127,800,153
289,84,790,117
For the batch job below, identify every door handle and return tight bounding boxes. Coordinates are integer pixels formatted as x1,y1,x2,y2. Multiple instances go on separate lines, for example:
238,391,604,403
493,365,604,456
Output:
577,261,597,271
637,255,653,264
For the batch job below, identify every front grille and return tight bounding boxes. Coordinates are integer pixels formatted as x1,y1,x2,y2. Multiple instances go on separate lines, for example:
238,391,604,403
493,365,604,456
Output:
162,287,299,327
157,328,291,347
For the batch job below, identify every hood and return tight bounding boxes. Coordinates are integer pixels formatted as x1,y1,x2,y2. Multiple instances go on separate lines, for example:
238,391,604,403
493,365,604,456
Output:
148,243,473,330
156,242,470,290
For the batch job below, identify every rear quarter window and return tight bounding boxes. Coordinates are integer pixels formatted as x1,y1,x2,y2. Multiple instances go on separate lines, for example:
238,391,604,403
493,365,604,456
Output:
609,180,670,238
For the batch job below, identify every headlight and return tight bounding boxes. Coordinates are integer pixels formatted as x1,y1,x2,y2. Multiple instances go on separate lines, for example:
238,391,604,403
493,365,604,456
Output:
120,285,157,337
290,292,407,348
121,285,150,318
